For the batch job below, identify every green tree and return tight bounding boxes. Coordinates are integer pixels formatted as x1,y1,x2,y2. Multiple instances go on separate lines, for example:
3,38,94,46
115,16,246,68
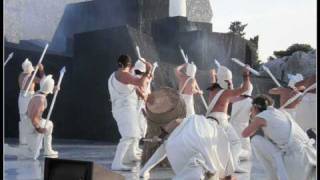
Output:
273,43,315,58
229,21,248,37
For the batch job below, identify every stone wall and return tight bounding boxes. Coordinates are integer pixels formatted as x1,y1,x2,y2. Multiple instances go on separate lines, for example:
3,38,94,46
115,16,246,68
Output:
262,51,316,83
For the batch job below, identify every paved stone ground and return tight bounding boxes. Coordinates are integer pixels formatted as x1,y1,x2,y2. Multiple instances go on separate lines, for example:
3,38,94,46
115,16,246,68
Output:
4,139,260,180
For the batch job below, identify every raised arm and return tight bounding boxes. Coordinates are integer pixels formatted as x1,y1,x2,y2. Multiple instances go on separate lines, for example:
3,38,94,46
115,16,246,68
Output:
175,63,187,80
192,79,203,95
295,74,316,87
268,87,283,95
225,66,251,97
242,117,266,138
34,64,46,84
119,71,150,90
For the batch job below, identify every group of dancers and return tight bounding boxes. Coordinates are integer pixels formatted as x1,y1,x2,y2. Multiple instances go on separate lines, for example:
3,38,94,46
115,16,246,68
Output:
6,53,316,180
108,54,316,180
6,58,59,159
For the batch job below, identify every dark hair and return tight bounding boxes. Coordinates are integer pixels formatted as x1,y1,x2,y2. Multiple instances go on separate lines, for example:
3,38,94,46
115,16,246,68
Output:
206,83,222,91
252,94,274,112
117,55,132,68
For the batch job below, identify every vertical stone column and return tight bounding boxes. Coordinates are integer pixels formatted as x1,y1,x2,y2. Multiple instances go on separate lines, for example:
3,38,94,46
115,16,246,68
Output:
169,0,187,17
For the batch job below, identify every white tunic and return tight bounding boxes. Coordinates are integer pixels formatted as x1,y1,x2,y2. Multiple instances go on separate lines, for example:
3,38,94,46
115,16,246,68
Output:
181,94,195,116
108,72,140,138
283,108,296,120
256,107,316,180
24,94,51,159
295,93,317,131
137,99,147,138
206,90,241,171
18,75,35,114
180,77,195,117
166,114,227,179
230,97,252,152
18,75,35,144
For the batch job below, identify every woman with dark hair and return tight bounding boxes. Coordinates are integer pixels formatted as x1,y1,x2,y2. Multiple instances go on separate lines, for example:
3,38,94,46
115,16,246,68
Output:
242,95,316,180
108,54,152,171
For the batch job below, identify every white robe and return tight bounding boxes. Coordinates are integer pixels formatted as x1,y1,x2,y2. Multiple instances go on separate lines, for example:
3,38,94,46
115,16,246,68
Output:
207,112,240,171
18,90,34,145
137,99,147,138
255,107,316,180
206,89,242,170
251,136,289,180
181,94,195,116
135,73,151,139
108,72,140,138
283,108,296,120
230,97,252,153
180,77,195,117
295,93,317,131
166,114,229,180
18,74,35,144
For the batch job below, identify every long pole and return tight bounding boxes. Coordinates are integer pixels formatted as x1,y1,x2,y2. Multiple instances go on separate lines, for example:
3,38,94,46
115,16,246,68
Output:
24,44,49,96
231,58,261,76
3,52,14,66
280,83,316,109
179,46,188,63
262,65,282,87
33,67,66,160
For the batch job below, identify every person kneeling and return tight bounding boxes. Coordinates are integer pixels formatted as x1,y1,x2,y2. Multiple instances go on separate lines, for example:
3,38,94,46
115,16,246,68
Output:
242,95,316,180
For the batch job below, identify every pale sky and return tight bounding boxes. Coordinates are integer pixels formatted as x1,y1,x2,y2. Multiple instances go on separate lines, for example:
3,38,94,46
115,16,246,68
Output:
210,0,317,62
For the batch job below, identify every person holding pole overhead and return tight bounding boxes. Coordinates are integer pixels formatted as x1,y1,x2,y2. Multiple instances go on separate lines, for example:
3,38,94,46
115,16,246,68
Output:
108,54,152,171
175,62,203,116
25,75,59,158
18,59,46,145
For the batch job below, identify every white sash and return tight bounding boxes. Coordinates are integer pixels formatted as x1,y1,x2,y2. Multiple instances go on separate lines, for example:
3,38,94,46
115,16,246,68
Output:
21,74,31,90
206,90,225,117
179,77,193,94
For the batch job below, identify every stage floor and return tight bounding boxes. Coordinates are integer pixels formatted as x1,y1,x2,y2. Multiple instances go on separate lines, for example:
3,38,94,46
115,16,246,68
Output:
5,139,263,180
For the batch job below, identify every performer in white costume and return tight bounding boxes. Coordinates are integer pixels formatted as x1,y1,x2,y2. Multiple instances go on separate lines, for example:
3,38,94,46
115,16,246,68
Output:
206,65,251,173
243,95,317,180
229,83,253,160
175,63,203,116
24,75,59,158
268,73,305,119
133,59,152,139
165,114,235,180
18,59,45,145
164,76,241,179
294,74,317,132
108,55,152,171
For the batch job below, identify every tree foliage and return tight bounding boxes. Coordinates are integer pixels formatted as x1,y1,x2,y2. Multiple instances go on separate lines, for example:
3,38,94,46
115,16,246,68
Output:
229,21,248,37
273,43,315,58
